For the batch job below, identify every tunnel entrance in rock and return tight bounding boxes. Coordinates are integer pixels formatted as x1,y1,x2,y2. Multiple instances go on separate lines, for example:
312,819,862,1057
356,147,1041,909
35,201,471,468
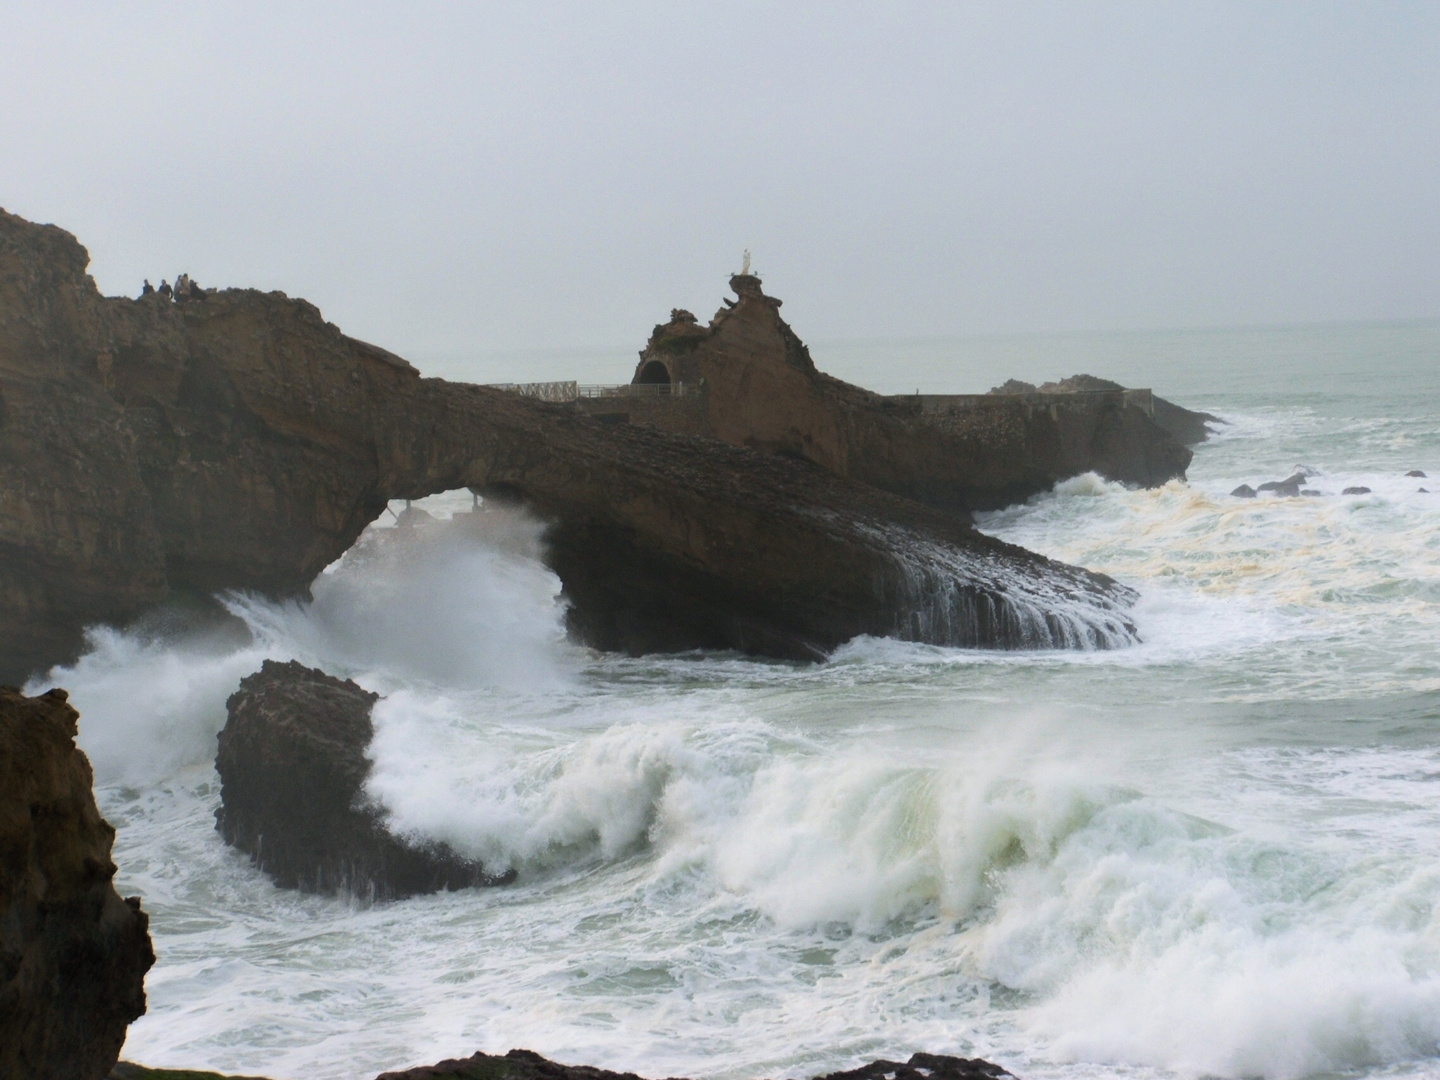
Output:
636,360,671,385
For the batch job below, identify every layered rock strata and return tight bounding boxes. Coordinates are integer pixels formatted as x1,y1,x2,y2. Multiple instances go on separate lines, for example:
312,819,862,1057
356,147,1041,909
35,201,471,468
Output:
626,276,1197,511
215,660,504,898
0,686,155,1080
0,209,1137,674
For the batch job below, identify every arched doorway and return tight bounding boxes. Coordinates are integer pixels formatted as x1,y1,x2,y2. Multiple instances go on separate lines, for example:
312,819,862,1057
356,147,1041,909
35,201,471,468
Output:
636,360,671,385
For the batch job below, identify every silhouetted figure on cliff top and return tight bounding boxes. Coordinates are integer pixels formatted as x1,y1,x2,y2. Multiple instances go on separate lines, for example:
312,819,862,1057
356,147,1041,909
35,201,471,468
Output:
139,279,154,297
158,279,172,299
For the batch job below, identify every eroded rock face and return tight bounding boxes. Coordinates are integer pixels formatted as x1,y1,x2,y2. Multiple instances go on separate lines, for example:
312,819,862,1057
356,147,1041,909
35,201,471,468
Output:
215,660,504,899
0,209,1136,677
630,279,1199,511
374,1049,1011,1080
0,686,155,1080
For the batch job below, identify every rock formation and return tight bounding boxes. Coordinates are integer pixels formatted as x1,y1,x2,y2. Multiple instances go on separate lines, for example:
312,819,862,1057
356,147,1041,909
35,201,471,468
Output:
106,1050,1013,1080
215,660,505,898
0,209,1139,677
625,277,1198,511
374,1049,1010,1080
0,686,155,1080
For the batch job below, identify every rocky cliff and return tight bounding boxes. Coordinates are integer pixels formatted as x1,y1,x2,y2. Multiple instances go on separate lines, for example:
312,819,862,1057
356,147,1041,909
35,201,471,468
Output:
0,209,1136,678
215,660,506,898
630,275,1194,511
0,686,155,1080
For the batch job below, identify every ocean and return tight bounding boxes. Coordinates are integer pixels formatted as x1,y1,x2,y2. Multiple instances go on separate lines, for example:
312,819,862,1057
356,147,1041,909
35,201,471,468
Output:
32,320,1440,1080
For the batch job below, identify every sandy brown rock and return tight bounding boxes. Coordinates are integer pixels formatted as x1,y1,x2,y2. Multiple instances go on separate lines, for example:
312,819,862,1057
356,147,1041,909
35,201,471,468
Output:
0,209,1135,678
215,660,506,898
0,686,155,1080
629,277,1197,510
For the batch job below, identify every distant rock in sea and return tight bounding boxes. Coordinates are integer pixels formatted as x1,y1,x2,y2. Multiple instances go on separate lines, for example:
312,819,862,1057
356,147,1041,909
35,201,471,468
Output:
1231,484,1258,498
1343,486,1371,495
1257,473,1308,497
1407,469,1427,478
215,660,509,900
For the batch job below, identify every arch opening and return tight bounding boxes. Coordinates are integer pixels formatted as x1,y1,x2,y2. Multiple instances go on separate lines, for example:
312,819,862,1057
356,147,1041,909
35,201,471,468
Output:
636,360,672,385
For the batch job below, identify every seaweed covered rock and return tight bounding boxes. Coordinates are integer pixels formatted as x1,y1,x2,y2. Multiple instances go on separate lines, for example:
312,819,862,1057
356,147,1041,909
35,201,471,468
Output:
0,686,155,1080
215,660,506,900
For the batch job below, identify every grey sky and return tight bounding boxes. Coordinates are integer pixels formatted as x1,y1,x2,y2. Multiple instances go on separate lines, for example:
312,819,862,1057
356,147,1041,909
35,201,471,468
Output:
4,2,1438,371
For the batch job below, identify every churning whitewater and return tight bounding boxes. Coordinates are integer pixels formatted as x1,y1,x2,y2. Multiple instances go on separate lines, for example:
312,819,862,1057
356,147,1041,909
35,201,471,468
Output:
32,322,1440,1080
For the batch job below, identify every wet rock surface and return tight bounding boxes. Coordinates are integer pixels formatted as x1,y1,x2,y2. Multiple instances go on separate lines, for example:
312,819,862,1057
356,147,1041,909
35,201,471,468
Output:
1257,472,1309,497
1343,486,1372,495
0,209,1136,675
0,686,155,1080
109,1051,1013,1080
1231,484,1257,498
215,660,504,899
374,1049,1012,1080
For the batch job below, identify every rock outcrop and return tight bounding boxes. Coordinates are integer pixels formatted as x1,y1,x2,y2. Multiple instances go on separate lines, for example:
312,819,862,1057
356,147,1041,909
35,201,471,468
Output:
215,660,504,898
1033,374,1220,446
0,686,155,1080
107,1050,1013,1080
0,209,1139,676
626,277,1199,512
375,1049,1010,1080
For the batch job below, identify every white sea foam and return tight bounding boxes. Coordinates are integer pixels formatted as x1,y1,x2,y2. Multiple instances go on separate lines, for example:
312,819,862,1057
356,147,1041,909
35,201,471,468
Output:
38,362,1440,1080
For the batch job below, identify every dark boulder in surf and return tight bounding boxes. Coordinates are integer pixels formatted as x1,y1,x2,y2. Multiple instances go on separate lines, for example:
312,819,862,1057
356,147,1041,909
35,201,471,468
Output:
1407,470,1427,478
1342,486,1371,495
0,686,155,1080
1257,473,1308,497
374,1049,1013,1080
215,660,507,900
1231,484,1257,498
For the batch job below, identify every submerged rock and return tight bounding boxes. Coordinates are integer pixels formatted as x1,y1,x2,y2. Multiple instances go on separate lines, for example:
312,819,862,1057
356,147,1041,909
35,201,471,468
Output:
1,686,155,1080
1231,484,1257,498
215,660,507,899
1407,469,1427,477
374,1049,1012,1080
1342,486,1372,495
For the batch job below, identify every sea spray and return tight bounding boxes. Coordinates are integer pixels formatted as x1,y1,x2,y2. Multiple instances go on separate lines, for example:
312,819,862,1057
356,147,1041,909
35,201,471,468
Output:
38,341,1440,1080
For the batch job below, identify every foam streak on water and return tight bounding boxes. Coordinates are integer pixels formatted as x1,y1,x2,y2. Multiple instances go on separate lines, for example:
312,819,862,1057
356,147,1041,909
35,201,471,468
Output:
29,322,1440,1080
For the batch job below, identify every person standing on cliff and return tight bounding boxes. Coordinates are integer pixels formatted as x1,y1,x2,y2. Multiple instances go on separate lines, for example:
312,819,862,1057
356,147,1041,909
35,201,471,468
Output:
158,279,172,298
139,279,154,297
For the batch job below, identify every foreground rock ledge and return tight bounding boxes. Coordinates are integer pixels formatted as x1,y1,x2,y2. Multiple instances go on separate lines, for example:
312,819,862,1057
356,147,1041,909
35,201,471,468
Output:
216,660,506,899
110,1049,1013,1080
1,686,156,1080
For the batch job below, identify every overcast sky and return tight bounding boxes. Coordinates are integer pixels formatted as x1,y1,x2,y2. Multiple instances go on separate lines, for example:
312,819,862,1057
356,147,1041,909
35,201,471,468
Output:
4,2,1438,368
